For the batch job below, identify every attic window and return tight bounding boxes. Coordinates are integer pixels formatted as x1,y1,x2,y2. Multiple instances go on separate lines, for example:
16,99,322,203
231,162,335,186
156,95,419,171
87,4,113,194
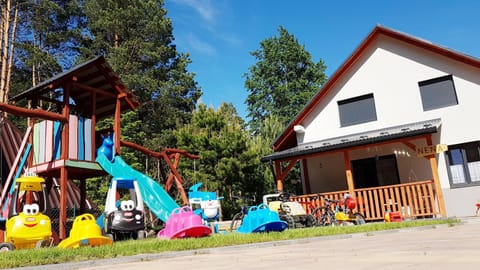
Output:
419,75,458,111
338,93,377,127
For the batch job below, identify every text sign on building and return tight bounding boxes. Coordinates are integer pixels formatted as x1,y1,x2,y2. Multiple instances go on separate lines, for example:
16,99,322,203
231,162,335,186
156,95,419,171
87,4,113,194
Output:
416,144,448,157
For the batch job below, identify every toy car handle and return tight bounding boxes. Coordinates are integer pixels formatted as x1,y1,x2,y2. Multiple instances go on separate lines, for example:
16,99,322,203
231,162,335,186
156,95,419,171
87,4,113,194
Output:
257,203,269,209
74,213,95,223
248,206,258,212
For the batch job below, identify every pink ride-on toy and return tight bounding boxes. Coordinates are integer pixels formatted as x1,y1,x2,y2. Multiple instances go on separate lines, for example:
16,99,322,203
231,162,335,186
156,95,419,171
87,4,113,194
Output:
158,206,211,239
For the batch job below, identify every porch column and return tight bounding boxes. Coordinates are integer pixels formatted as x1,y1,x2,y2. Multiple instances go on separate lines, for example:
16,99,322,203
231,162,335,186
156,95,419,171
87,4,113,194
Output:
426,136,446,217
275,161,284,192
344,151,355,195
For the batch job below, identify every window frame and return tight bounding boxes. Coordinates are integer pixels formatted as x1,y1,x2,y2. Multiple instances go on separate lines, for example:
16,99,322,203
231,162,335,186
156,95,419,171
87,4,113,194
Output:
337,93,377,127
418,74,458,111
444,141,480,188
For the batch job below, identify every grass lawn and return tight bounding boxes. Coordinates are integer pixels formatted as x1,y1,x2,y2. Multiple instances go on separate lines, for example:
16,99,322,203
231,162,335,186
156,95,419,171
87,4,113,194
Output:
0,218,459,268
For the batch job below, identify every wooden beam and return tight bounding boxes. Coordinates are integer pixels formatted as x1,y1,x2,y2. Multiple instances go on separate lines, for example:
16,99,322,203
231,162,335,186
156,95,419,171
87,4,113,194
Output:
72,82,117,98
0,102,67,122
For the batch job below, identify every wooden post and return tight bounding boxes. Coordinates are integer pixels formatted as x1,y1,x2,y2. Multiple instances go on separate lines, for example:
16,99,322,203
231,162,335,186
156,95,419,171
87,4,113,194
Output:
426,136,447,217
59,84,70,239
344,150,355,195
114,97,121,155
275,161,284,192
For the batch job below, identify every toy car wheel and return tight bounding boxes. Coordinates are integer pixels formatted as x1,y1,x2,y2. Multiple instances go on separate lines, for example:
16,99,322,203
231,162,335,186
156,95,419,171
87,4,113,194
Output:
106,233,114,241
137,230,145,240
0,242,14,252
35,239,51,249
306,215,316,227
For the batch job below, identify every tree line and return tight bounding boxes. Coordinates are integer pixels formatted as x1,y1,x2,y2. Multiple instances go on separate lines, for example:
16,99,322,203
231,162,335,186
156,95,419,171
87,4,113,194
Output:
0,1,327,219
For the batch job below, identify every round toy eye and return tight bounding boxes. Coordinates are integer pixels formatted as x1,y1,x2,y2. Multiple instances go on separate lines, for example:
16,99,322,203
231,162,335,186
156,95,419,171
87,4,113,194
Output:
31,204,39,215
127,200,135,210
120,201,128,211
23,204,33,215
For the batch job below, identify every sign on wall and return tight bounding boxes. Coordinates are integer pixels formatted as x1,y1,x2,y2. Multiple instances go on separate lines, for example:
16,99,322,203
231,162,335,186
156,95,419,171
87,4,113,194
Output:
416,144,448,157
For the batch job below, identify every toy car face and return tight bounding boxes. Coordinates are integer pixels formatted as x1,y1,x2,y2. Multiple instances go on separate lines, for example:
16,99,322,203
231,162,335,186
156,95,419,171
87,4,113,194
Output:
21,204,41,228
7,203,52,244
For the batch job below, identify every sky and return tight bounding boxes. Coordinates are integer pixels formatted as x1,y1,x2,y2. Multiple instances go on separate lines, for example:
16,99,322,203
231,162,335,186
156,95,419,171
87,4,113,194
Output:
164,0,480,120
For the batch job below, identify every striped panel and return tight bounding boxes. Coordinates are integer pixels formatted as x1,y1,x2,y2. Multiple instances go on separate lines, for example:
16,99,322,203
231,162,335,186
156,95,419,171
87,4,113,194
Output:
38,121,46,163
68,115,78,159
78,117,85,160
53,121,62,160
84,118,92,161
45,121,53,162
33,122,40,165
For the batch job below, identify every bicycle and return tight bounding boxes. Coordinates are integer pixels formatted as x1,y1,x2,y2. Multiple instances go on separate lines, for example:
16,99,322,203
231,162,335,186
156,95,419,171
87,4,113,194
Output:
312,194,366,226
229,194,256,231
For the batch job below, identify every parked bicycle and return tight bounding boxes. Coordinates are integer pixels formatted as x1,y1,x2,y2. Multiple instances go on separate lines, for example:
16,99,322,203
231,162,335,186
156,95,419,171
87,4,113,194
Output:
229,194,256,231
313,194,366,226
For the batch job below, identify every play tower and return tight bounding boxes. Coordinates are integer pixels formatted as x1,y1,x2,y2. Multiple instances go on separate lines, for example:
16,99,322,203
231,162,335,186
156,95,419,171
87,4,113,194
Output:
0,56,138,238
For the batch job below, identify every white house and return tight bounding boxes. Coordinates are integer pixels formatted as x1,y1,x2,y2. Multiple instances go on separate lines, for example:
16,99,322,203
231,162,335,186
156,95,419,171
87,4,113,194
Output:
262,25,480,219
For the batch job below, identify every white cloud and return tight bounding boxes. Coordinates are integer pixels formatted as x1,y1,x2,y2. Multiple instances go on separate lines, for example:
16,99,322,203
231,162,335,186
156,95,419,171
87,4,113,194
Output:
171,0,216,24
184,32,216,56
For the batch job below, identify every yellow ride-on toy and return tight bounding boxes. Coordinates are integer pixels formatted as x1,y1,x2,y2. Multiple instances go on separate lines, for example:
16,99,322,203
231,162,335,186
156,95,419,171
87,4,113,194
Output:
0,175,53,251
58,214,113,248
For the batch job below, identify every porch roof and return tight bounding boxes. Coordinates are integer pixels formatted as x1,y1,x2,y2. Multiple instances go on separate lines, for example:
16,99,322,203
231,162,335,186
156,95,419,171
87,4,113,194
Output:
261,118,441,162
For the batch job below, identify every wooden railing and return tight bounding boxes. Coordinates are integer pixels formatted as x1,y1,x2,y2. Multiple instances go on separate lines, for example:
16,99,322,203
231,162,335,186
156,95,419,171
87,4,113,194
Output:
291,180,439,221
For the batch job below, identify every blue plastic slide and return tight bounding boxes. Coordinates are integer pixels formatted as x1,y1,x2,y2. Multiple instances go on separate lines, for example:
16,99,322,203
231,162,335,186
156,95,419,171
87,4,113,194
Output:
96,154,179,222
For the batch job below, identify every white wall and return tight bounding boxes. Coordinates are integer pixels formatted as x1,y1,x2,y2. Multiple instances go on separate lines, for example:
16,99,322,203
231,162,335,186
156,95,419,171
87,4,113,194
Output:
297,34,480,217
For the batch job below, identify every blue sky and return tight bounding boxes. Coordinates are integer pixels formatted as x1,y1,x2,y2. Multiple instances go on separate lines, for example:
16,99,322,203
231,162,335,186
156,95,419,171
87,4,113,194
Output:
164,0,480,120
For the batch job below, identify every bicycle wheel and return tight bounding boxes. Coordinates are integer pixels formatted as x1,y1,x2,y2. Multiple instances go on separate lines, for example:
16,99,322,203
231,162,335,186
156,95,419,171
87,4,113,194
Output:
352,212,366,225
230,212,244,231
312,207,335,226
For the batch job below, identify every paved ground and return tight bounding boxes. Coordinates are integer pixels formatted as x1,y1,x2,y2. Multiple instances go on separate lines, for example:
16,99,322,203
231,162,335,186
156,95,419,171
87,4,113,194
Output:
16,217,480,270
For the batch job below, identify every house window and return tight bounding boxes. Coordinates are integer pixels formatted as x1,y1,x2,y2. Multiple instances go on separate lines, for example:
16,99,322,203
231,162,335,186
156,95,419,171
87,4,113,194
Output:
419,75,458,111
445,141,480,188
338,93,377,127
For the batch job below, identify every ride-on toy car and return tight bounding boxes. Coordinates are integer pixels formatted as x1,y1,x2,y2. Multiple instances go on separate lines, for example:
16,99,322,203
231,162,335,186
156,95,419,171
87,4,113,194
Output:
104,177,146,241
0,175,53,251
263,192,316,229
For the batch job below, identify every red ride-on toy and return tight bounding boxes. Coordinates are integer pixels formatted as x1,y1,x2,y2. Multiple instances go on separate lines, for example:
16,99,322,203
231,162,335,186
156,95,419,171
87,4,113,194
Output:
104,177,146,241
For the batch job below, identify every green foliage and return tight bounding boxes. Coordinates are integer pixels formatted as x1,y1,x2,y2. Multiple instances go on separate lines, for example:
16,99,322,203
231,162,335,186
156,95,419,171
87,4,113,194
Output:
244,26,327,133
174,103,269,218
82,0,202,191
10,0,87,98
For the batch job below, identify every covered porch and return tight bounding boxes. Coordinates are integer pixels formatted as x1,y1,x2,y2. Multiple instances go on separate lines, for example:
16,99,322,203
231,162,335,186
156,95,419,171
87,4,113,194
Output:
292,180,438,221
262,119,447,221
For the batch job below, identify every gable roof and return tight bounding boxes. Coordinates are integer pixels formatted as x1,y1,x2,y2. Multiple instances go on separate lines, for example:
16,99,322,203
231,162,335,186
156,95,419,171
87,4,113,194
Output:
10,56,139,120
272,25,480,152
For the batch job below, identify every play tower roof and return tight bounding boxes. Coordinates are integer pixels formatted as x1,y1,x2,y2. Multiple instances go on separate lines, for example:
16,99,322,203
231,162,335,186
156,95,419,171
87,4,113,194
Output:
10,55,139,120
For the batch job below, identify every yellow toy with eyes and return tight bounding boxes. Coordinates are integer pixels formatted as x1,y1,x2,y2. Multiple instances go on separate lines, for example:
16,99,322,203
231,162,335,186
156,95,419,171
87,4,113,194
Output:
0,175,52,251
4,203,52,249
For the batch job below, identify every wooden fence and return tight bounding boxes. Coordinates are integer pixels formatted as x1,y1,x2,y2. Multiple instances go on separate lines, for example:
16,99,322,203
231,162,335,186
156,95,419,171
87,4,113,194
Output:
291,180,439,221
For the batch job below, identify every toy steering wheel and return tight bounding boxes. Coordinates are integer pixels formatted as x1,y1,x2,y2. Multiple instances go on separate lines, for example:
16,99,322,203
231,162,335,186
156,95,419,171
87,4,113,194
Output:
278,192,291,202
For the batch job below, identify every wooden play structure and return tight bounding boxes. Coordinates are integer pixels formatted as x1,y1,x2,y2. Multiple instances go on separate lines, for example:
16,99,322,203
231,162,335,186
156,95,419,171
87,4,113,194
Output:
0,56,196,239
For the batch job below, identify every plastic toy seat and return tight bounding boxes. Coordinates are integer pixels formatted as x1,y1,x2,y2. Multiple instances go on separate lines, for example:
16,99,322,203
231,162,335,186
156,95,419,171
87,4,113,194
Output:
158,206,212,239
237,204,288,233
58,214,113,248
268,201,282,212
